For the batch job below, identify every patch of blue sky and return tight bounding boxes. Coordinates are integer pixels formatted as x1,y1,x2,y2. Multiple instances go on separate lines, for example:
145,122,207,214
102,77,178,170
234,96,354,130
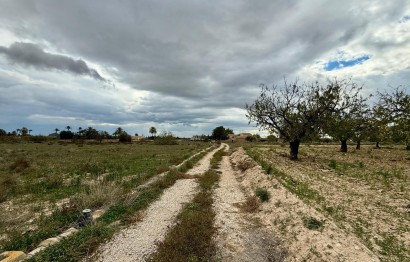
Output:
399,15,410,23
324,55,370,71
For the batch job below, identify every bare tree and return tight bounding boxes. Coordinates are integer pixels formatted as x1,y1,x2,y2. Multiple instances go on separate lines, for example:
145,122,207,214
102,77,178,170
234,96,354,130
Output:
246,78,363,159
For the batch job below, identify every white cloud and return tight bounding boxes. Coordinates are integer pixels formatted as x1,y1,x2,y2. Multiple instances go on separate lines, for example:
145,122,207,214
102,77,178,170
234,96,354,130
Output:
0,0,409,137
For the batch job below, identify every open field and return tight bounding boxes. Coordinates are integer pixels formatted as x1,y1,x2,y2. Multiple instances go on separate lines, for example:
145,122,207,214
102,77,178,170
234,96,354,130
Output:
0,140,210,253
244,143,410,261
1,140,409,261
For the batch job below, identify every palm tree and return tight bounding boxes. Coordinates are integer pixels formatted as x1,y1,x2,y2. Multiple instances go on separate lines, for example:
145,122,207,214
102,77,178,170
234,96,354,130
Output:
21,127,28,136
66,126,71,131
28,129,32,135
54,128,60,134
113,127,124,137
149,126,157,138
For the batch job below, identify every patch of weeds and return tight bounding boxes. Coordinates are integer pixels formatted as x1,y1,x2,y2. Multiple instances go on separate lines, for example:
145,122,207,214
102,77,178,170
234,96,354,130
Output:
1,204,79,252
9,157,30,172
303,217,323,230
328,159,337,169
198,170,219,191
239,196,260,213
210,148,225,169
255,187,270,202
0,174,19,202
237,159,255,172
26,223,115,262
156,165,169,174
149,167,219,262
375,233,409,261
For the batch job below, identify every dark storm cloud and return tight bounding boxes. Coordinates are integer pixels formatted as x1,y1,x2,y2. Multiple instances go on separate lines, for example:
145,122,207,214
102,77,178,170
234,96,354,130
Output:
0,0,410,136
0,42,106,81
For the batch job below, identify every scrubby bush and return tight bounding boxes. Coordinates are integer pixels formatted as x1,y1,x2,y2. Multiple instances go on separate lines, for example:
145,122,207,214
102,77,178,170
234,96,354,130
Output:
303,216,324,230
255,187,270,202
118,132,132,143
154,132,178,145
240,196,260,212
237,159,254,172
60,130,74,140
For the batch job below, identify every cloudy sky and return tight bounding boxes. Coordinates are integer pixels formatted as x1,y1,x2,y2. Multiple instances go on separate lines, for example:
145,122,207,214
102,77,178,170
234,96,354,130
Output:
0,0,409,137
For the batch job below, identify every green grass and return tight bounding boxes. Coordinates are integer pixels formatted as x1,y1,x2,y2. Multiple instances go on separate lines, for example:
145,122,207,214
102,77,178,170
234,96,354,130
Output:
255,187,270,202
0,141,210,254
149,170,220,261
303,217,324,230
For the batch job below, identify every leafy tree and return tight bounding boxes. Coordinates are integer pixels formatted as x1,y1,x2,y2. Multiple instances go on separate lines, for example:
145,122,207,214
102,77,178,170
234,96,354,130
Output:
21,127,29,136
60,130,74,140
154,131,178,145
28,129,32,135
16,129,21,136
66,126,71,131
211,126,233,140
324,98,368,152
113,127,124,138
118,131,132,143
369,104,390,148
84,127,99,139
149,127,157,138
246,78,363,160
376,87,410,149
0,129,6,136
54,128,60,134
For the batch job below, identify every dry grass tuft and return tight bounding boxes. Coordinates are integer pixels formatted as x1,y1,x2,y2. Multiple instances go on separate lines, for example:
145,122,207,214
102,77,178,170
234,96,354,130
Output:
237,159,255,172
9,157,30,172
73,183,124,210
238,196,260,213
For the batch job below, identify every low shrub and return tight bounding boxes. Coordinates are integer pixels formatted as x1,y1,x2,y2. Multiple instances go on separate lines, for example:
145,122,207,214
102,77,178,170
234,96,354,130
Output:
118,132,132,143
239,196,260,212
255,187,270,202
237,159,254,172
303,216,324,230
10,157,30,172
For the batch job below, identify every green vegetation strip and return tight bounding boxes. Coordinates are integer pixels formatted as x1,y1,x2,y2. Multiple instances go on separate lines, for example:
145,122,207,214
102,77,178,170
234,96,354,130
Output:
149,149,223,261
21,148,213,261
245,147,325,205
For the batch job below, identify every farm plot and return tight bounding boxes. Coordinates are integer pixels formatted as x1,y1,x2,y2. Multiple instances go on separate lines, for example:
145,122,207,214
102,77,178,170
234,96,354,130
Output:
0,141,209,252
245,143,410,261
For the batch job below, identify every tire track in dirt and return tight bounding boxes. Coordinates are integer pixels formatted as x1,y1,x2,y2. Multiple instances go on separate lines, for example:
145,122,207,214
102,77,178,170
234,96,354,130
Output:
94,144,224,262
213,144,286,261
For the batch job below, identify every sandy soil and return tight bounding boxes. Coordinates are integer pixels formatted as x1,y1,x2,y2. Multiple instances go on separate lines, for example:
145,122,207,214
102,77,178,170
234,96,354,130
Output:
229,147,380,262
213,145,286,261
253,144,410,260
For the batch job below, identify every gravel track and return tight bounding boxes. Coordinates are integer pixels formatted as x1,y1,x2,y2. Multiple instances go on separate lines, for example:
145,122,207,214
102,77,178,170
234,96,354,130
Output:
94,144,224,261
213,145,284,261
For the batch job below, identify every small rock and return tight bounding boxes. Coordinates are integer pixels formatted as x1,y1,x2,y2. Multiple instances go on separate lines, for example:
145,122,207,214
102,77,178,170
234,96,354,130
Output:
60,227,78,238
28,247,46,256
354,245,360,250
38,237,60,247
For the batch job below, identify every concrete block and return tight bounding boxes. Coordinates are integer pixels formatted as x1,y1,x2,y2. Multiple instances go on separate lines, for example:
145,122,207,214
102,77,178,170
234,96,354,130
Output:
38,237,60,248
0,251,27,262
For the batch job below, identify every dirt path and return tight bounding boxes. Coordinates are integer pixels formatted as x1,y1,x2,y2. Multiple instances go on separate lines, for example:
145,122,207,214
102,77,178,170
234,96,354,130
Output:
213,144,286,261
230,147,380,262
94,144,224,261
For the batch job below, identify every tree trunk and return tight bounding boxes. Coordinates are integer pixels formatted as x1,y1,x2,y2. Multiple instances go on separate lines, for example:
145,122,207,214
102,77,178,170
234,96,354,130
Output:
340,139,348,152
289,140,300,160
375,141,380,149
356,140,361,150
